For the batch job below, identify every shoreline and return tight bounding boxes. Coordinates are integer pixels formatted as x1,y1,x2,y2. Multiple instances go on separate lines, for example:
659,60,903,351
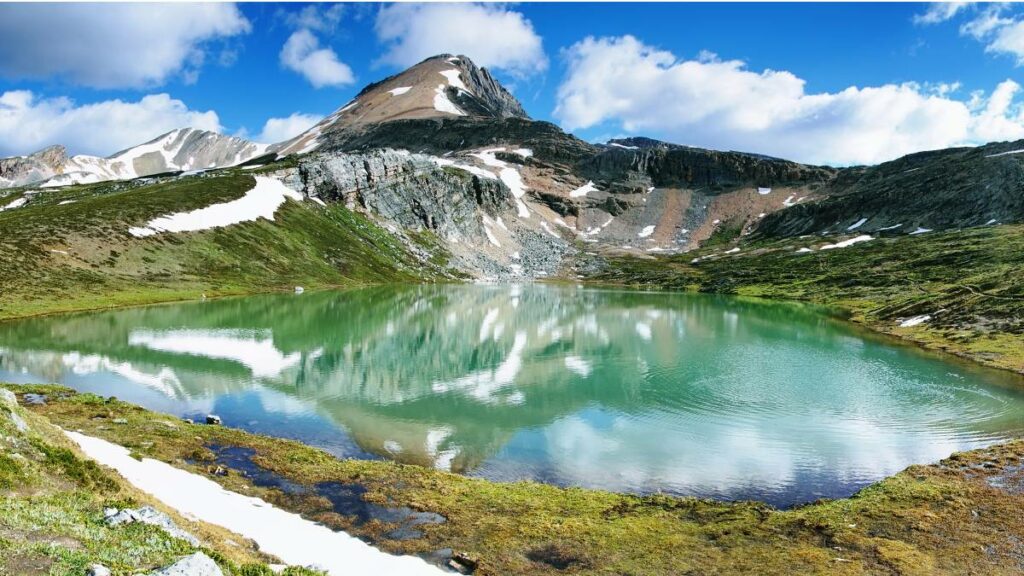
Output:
10,383,1024,575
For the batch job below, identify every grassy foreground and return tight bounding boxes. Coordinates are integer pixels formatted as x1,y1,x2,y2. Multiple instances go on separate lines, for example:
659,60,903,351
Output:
0,384,321,575
586,224,1024,375
7,384,1024,576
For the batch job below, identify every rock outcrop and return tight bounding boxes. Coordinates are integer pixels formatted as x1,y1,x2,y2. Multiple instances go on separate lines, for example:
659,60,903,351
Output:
754,140,1024,238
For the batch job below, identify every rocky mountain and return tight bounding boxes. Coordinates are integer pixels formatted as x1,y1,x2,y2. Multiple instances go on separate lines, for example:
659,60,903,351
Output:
0,128,266,189
272,54,528,157
754,141,1024,238
3,53,1023,281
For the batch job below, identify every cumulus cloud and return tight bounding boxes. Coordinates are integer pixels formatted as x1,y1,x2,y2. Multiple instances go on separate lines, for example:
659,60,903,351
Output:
554,35,1024,166
254,112,321,144
913,2,972,25
375,3,547,75
0,91,222,157
0,3,250,89
278,5,355,88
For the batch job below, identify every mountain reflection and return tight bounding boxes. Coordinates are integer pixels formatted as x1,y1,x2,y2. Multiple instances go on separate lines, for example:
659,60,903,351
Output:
1,284,1022,506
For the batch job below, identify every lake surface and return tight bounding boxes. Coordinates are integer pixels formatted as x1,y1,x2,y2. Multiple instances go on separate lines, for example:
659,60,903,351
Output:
1,284,1022,507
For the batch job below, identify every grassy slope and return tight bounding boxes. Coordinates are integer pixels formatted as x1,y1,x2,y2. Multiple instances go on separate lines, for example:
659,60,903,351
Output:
0,386,321,575
587,225,1024,374
9,385,1024,576
0,170,453,320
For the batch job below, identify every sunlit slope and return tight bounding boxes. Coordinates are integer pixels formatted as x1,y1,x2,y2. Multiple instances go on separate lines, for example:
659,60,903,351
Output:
0,171,453,319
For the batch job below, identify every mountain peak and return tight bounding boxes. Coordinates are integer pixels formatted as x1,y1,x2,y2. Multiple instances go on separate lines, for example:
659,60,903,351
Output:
274,54,528,156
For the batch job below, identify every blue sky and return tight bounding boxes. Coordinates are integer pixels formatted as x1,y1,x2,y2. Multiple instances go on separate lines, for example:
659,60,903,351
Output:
1,2,1022,166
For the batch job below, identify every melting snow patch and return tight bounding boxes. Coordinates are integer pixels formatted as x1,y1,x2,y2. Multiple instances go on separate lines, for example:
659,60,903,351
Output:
539,221,561,239
847,217,868,230
388,86,412,96
609,142,639,150
241,165,264,171
569,181,597,198
725,247,740,254
783,194,797,207
757,187,772,195
796,247,813,253
433,84,465,116
431,157,496,180
986,148,1024,158
899,315,931,328
511,148,533,158
1,197,27,211
820,235,873,250
638,225,656,238
985,218,998,225
877,223,903,231
128,177,301,237
909,227,932,235
439,69,468,91
66,432,444,575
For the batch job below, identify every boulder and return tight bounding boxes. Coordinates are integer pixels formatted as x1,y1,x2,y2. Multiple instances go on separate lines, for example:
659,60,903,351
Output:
87,564,111,576
149,552,223,576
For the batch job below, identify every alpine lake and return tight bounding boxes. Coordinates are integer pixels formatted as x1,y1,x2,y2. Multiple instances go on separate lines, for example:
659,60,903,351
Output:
2,284,1022,508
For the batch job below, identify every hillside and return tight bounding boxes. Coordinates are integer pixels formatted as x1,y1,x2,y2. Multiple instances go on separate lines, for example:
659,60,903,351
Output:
0,53,1022,374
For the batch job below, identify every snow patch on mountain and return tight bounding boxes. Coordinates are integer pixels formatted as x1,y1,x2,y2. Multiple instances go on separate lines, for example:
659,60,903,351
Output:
129,176,301,237
570,181,597,198
820,235,873,250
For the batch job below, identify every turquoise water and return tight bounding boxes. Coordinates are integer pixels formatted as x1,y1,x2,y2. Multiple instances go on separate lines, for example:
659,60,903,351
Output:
1,284,1022,507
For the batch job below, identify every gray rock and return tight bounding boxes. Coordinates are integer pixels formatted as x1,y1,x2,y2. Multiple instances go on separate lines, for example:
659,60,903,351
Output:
205,414,221,425
149,552,223,576
0,388,17,408
8,410,28,433
104,506,199,546
87,564,112,576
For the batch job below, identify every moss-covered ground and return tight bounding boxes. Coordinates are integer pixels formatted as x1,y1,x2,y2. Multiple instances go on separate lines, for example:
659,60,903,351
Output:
8,385,1024,576
585,224,1024,375
0,385,322,575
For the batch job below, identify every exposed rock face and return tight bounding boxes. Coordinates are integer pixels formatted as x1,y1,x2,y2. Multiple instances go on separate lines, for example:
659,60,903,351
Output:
0,145,68,188
320,117,597,167
299,149,512,240
295,148,572,280
581,137,836,193
755,140,1024,237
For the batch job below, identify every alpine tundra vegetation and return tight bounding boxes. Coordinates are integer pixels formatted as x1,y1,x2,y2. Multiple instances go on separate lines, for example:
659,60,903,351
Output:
2,2,1024,575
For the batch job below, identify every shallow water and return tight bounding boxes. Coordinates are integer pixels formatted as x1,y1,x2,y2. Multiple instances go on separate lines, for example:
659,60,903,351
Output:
2,284,1022,507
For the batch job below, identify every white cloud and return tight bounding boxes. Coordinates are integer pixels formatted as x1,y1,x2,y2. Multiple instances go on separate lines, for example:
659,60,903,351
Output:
913,2,972,25
0,4,250,89
554,35,1024,166
283,4,346,33
921,4,1024,65
280,29,355,88
255,112,321,144
375,3,547,75
0,91,222,157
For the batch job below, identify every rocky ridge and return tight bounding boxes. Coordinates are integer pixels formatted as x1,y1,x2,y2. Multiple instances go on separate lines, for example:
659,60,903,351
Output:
0,128,266,189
